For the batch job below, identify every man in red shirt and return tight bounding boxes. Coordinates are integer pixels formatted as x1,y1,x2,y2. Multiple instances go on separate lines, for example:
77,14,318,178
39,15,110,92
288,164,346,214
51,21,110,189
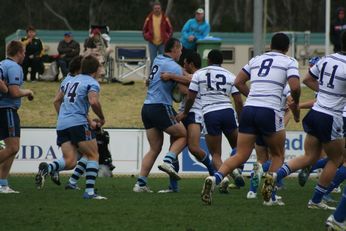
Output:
143,2,173,67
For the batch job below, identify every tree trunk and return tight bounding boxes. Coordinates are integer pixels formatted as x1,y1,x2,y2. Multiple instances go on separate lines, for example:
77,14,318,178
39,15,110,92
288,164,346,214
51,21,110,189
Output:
165,0,174,17
89,0,105,26
25,0,32,26
233,0,240,23
244,0,252,31
211,0,225,28
43,1,73,30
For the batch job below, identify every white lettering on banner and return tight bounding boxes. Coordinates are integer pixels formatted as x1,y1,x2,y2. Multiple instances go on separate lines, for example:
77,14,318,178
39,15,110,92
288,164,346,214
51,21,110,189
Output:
10,129,306,174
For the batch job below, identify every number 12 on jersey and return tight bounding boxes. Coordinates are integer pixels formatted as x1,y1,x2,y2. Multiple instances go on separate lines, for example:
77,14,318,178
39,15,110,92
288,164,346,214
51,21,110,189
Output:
206,72,227,92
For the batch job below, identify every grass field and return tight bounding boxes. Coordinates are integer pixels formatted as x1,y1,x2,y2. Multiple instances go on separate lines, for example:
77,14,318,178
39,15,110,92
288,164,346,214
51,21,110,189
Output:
0,175,338,231
19,81,147,128
12,81,330,231
19,81,315,130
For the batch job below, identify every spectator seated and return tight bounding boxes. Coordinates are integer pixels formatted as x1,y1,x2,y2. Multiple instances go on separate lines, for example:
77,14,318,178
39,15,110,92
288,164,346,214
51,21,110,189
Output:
84,25,114,82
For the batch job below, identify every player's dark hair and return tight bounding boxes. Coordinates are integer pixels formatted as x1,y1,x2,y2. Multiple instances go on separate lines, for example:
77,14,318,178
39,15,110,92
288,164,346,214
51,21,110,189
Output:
341,30,346,51
271,33,290,52
81,55,100,75
337,7,345,14
26,25,36,33
69,55,83,75
164,37,181,53
152,1,161,7
185,52,201,69
207,49,223,65
6,40,24,57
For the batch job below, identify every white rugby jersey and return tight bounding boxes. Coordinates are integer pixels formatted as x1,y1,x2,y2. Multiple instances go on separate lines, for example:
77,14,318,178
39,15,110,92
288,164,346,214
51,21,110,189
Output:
242,51,300,111
189,65,239,115
179,92,202,115
310,53,346,117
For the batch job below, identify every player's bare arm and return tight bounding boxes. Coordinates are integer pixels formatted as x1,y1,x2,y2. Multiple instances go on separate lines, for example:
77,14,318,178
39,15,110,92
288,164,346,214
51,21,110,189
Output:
0,79,8,93
178,83,189,95
298,99,315,109
285,95,295,125
53,90,64,114
88,91,105,126
283,107,292,126
234,70,250,97
8,85,34,100
231,93,243,120
287,76,301,122
176,90,196,122
303,72,319,92
160,72,191,85
87,116,99,130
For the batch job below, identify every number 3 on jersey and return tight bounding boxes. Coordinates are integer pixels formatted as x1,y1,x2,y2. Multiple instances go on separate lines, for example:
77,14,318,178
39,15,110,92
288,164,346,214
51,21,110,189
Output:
64,82,80,103
258,58,273,77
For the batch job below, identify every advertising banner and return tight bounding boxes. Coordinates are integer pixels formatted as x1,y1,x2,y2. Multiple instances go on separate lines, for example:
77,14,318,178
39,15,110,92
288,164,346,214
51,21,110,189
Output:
12,128,306,175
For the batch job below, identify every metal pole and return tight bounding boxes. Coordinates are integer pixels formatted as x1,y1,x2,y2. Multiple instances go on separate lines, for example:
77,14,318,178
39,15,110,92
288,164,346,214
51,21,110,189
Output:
205,0,210,24
263,0,267,51
253,0,263,56
325,0,331,55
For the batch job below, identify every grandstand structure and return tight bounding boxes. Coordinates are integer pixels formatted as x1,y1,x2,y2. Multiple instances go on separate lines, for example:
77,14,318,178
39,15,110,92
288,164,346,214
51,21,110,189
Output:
5,30,327,81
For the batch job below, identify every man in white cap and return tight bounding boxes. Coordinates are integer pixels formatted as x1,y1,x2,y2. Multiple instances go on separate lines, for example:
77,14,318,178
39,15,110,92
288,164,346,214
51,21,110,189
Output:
179,8,210,65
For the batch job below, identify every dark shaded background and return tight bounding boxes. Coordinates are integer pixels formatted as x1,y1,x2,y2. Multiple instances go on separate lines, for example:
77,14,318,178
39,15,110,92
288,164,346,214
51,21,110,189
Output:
1,0,345,58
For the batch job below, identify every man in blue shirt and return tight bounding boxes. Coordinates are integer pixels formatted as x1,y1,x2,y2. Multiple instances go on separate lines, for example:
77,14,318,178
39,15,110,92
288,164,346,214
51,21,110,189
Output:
0,41,34,193
35,55,107,200
179,8,210,65
133,37,187,192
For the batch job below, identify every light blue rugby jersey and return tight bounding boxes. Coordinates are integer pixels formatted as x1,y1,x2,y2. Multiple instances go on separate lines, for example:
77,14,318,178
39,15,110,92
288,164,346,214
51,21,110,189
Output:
61,73,74,85
0,59,24,109
144,54,183,105
57,74,100,130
